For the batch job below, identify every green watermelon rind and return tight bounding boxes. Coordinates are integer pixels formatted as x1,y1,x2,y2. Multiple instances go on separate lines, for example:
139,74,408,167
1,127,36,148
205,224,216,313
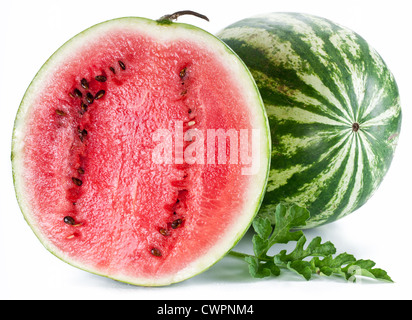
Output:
218,12,401,228
11,17,271,286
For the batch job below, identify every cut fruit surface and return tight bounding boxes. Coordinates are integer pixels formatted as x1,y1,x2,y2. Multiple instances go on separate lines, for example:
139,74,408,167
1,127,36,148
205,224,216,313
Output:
12,17,270,286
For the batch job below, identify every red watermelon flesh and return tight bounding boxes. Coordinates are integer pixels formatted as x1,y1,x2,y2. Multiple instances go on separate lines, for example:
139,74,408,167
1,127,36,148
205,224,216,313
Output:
12,17,270,285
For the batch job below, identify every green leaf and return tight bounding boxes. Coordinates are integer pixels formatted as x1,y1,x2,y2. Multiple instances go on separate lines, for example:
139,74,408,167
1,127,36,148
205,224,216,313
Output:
275,236,336,264
309,254,393,282
252,234,269,259
274,235,338,281
269,204,308,245
252,217,272,239
342,260,393,282
228,203,392,283
244,256,280,278
311,253,356,278
244,256,261,278
287,260,313,280
312,253,356,270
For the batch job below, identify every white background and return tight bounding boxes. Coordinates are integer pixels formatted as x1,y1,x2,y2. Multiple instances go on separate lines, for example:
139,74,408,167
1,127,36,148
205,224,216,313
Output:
1,0,411,300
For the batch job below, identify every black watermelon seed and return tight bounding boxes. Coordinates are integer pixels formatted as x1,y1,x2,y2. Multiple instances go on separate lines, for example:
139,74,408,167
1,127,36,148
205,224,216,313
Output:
78,129,87,142
77,167,85,174
171,219,183,229
109,66,116,74
81,78,89,90
73,88,82,98
95,75,107,82
95,90,105,100
77,127,87,135
118,60,126,70
81,102,88,112
64,216,76,225
159,228,169,236
86,92,94,104
72,177,83,186
151,248,162,257
56,110,66,116
179,68,186,79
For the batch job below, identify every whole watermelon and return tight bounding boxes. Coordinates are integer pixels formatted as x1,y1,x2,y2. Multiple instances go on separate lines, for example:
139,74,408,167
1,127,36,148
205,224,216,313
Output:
218,12,402,228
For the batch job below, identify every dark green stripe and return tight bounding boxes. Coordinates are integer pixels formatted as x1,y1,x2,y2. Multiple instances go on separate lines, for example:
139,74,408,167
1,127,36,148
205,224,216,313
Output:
269,119,347,170
357,39,400,123
263,131,350,207
325,134,360,223
225,15,354,120
294,14,359,120
222,38,350,123
349,134,377,212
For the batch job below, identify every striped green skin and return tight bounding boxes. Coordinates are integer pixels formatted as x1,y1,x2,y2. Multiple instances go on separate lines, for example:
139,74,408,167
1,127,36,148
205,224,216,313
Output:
218,13,402,228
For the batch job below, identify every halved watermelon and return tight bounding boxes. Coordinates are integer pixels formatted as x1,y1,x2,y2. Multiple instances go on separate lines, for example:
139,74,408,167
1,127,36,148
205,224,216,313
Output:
12,16,270,286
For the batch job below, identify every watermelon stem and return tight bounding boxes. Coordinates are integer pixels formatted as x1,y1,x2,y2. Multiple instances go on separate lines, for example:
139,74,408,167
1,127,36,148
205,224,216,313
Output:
228,250,274,263
158,10,209,23
227,250,253,260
